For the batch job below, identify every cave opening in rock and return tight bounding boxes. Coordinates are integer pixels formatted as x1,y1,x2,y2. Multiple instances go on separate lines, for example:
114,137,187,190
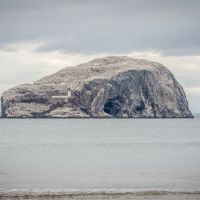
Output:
135,101,145,112
103,96,126,117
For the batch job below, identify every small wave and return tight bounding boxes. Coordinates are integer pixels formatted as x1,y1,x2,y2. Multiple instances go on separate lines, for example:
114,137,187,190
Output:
0,189,200,199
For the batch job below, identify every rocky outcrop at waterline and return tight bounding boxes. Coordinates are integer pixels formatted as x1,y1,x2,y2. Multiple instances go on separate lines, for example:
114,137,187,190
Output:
1,56,193,118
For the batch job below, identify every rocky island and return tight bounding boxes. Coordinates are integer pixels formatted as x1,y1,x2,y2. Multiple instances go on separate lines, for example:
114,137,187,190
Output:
1,56,193,118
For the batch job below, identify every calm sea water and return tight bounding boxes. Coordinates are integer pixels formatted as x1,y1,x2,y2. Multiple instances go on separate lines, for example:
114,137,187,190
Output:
0,119,200,199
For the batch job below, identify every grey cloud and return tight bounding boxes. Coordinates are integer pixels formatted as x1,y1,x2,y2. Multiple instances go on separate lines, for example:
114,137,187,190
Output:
0,0,200,55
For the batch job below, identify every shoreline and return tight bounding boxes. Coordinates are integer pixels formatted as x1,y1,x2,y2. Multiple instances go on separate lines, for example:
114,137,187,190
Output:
1,189,200,199
0,116,196,119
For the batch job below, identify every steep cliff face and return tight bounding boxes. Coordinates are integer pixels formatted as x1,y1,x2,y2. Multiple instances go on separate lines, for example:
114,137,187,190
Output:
1,56,193,118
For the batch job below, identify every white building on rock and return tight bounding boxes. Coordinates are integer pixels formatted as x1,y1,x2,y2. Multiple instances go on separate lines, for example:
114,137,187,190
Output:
51,87,72,104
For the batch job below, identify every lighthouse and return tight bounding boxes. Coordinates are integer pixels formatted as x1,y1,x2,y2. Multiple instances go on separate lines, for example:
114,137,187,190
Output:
67,87,72,99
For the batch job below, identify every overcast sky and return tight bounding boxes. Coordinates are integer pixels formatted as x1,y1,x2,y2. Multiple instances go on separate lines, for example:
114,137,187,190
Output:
0,0,200,112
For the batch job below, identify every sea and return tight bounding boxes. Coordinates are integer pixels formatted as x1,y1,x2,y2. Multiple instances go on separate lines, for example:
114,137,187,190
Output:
0,119,200,200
